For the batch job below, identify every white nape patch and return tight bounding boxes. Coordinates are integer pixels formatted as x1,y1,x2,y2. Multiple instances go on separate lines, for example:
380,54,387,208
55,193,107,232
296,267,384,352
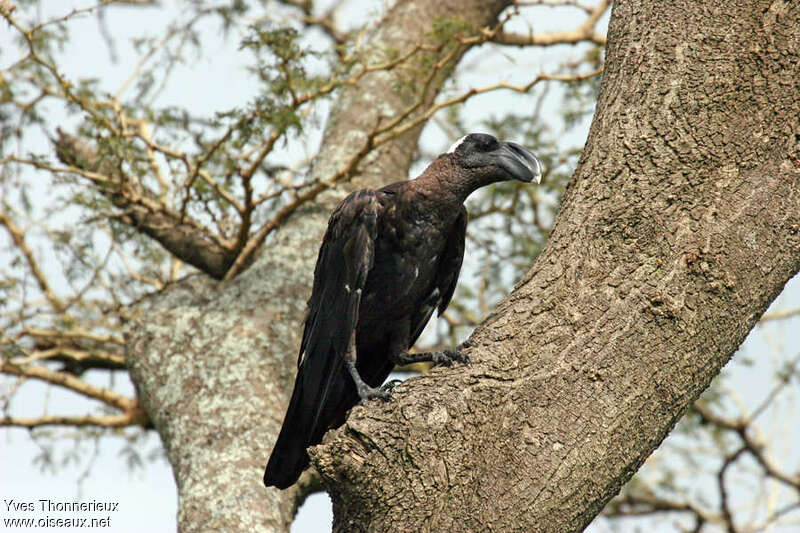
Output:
446,135,469,154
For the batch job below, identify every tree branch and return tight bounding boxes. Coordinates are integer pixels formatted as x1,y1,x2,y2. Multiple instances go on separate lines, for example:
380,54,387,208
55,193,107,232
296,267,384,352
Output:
759,307,800,322
493,0,609,46
605,491,721,525
0,210,66,313
1,360,136,413
694,402,800,491
53,130,238,279
0,412,149,429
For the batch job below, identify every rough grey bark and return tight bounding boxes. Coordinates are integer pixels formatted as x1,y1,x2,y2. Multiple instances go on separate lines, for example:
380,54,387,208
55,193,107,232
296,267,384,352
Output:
124,1,509,532
312,1,800,531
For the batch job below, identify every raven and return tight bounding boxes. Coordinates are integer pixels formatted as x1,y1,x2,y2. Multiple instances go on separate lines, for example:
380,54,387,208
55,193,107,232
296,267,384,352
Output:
264,133,542,489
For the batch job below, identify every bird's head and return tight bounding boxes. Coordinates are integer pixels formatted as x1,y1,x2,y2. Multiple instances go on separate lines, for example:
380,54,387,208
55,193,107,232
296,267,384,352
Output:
446,133,543,184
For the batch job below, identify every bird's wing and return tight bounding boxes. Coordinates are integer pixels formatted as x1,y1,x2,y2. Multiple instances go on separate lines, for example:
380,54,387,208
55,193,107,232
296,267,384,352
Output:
408,206,467,346
264,189,378,489
435,206,467,315
299,189,378,362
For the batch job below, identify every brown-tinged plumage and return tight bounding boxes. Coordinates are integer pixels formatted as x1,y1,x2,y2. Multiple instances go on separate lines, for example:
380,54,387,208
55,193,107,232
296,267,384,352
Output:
264,133,542,489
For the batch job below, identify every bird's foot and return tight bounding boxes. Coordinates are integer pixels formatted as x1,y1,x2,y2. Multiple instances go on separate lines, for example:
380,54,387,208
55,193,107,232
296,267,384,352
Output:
357,379,401,405
431,349,471,366
392,340,474,367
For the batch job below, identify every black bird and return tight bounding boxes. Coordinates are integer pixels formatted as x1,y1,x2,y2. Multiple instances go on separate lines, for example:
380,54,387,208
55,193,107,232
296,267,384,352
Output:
263,133,542,489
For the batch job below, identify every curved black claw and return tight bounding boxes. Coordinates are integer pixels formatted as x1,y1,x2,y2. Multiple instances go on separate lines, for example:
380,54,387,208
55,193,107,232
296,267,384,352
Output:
431,349,471,366
381,378,403,392
357,379,401,405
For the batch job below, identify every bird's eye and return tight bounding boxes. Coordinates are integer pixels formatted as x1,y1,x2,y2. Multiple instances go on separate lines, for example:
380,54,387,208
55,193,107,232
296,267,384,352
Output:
477,136,498,151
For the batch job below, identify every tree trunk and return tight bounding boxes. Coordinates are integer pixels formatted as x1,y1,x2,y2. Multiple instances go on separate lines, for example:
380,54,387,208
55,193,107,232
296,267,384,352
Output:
124,1,509,531
312,1,800,531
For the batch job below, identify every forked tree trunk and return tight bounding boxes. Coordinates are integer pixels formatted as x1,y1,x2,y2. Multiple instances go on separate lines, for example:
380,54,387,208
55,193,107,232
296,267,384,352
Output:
312,1,800,531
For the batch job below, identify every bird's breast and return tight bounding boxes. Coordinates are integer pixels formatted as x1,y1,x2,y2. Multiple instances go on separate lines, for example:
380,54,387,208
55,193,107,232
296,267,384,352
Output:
361,233,444,319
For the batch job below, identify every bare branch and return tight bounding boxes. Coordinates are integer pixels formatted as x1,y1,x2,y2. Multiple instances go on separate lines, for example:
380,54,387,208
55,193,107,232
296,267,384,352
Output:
0,412,148,429
271,0,349,44
287,468,325,518
374,66,604,146
1,360,135,412
0,210,66,313
718,447,745,533
514,0,594,12
493,0,610,46
694,402,800,490
759,307,800,322
13,347,124,368
53,130,238,279
19,327,125,347
605,491,721,525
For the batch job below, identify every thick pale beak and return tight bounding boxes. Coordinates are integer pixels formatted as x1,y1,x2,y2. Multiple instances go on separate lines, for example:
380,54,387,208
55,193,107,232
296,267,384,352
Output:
496,142,543,184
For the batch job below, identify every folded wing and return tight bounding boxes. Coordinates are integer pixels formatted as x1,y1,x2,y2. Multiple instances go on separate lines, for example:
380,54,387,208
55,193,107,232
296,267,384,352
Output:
263,190,379,489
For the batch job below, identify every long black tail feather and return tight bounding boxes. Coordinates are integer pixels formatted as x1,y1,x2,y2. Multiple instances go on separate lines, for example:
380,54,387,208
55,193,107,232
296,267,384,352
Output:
264,342,353,489
263,383,314,489
263,348,391,488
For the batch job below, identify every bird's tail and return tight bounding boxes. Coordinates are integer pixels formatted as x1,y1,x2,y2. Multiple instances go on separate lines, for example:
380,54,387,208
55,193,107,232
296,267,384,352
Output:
263,378,315,489
264,344,353,489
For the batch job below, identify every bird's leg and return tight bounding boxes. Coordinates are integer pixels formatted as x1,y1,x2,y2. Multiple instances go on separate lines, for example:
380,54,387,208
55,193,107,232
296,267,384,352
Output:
345,330,394,404
391,339,473,367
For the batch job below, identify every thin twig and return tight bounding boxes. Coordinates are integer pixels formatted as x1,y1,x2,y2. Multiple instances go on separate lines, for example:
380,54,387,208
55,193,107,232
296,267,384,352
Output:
0,210,66,313
493,0,610,47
